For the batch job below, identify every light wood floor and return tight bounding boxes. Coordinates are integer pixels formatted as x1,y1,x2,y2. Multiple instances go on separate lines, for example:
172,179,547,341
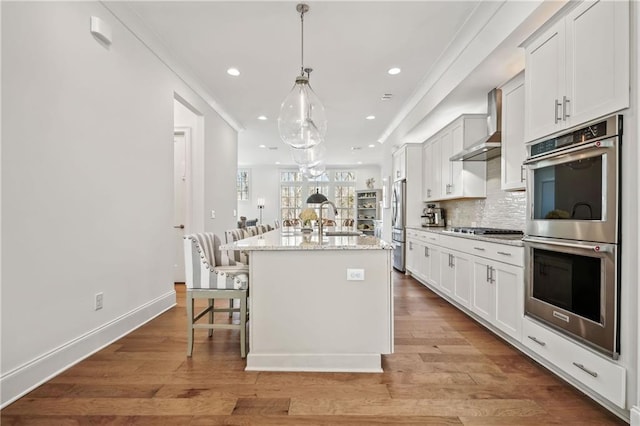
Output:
1,272,627,425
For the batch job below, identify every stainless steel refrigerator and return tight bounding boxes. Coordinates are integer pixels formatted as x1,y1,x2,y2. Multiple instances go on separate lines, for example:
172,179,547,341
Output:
391,180,406,271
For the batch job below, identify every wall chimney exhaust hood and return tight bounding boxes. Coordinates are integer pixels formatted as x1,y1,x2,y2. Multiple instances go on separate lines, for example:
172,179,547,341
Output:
450,88,502,161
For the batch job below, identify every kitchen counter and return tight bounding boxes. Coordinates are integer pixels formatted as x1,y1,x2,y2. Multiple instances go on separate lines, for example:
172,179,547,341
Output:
407,226,524,247
223,228,394,373
221,227,392,251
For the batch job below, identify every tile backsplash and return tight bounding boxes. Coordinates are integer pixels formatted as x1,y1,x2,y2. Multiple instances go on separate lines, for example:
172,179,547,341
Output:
439,157,526,231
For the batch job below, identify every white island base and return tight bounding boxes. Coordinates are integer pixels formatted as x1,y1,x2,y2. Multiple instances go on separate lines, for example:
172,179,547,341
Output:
224,230,394,373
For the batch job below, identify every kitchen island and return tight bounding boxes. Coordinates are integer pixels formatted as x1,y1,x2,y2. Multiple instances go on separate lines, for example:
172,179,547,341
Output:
221,228,394,372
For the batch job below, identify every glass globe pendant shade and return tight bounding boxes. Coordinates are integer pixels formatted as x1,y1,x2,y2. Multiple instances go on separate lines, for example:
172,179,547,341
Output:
278,75,327,149
291,143,326,167
306,163,326,178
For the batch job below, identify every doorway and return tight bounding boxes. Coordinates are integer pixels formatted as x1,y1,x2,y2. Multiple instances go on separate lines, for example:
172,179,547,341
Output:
173,96,203,284
173,128,190,283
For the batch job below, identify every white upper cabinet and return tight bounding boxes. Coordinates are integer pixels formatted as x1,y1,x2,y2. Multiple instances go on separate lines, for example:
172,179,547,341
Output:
423,114,487,202
392,147,407,181
500,72,526,191
422,141,441,200
524,0,629,142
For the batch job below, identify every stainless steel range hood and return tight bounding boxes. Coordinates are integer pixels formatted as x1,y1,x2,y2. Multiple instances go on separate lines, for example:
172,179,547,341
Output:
450,88,502,161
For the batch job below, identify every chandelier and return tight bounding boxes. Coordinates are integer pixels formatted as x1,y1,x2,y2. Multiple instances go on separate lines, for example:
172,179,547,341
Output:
277,3,327,150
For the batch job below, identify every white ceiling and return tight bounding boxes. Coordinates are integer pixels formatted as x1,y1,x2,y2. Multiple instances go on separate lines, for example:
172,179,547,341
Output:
119,1,563,167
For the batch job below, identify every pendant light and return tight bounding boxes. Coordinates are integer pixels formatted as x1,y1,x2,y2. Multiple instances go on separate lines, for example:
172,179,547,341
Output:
306,188,328,204
278,3,327,149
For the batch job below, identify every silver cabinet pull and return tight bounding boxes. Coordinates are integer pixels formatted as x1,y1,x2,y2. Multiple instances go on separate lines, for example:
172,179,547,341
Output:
409,242,413,250
563,95,571,120
572,362,598,377
527,335,546,346
554,99,562,124
520,165,526,183
490,266,495,283
424,247,429,257
497,251,512,256
474,247,486,251
486,265,491,282
174,224,185,229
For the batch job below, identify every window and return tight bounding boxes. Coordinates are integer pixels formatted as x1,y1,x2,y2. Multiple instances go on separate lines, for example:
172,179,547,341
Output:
279,169,356,223
237,169,249,201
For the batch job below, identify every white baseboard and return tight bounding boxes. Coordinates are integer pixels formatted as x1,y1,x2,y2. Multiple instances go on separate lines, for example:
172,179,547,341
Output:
631,405,640,426
245,353,383,373
0,290,176,408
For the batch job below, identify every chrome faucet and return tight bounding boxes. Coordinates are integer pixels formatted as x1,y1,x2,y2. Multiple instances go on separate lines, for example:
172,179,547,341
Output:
318,200,338,237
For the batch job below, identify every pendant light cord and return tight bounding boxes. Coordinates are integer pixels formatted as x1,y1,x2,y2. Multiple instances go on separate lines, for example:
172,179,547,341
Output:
300,9,305,76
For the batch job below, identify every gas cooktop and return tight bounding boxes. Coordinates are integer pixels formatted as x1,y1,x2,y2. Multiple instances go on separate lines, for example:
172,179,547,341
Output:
448,227,524,235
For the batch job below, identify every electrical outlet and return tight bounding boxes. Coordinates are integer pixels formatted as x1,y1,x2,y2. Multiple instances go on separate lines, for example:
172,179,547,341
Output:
95,292,103,311
210,210,216,219
346,268,365,281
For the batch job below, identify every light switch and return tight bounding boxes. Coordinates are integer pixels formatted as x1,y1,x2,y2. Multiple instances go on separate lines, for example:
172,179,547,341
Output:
210,210,216,219
347,268,365,281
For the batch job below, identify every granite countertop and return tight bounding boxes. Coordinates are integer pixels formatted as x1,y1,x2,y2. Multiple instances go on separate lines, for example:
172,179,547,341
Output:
221,228,393,251
406,226,525,247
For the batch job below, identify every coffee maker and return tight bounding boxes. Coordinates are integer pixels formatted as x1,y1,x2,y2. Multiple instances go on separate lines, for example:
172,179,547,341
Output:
422,204,445,227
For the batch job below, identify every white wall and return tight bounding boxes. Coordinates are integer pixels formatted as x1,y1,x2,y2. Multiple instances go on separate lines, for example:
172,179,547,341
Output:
0,1,238,406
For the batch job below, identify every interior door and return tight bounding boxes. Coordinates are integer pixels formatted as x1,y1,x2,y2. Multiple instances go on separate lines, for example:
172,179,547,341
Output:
173,129,190,283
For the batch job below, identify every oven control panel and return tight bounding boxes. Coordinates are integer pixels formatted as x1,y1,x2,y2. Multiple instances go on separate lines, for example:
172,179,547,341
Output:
529,115,620,158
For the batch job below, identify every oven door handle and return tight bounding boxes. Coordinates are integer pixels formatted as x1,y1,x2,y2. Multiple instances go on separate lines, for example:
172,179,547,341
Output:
523,139,614,165
523,236,613,253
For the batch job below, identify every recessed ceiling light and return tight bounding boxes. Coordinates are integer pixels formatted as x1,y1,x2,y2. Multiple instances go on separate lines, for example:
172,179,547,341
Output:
275,161,281,165
368,144,376,148
257,115,267,121
357,161,363,165
259,144,266,148
365,115,376,120
226,67,240,76
387,67,401,75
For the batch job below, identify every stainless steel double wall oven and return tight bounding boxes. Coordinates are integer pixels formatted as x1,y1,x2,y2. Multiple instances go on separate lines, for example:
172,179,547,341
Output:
523,114,622,358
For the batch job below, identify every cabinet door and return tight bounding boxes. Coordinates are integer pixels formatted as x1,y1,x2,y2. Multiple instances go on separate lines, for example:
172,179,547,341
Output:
439,249,455,296
423,141,441,200
448,122,464,198
525,20,565,142
439,130,454,197
406,239,419,274
501,72,526,191
452,253,472,308
471,258,493,322
493,262,523,341
393,148,406,181
424,243,440,287
565,0,629,127
422,144,432,200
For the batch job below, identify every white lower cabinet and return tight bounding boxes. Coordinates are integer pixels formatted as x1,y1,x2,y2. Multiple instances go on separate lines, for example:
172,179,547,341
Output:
404,228,626,411
471,257,523,341
406,238,421,277
522,317,626,408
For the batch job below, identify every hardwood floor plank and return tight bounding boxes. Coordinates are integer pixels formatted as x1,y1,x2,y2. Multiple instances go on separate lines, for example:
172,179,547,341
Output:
1,273,625,425
288,398,547,417
231,398,290,415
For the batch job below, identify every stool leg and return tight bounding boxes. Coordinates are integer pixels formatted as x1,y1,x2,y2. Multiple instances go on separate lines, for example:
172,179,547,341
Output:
208,298,214,337
229,299,234,318
187,291,194,357
240,295,247,358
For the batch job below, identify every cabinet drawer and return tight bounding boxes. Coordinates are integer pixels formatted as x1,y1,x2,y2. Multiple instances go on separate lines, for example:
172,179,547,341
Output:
522,317,626,408
419,231,440,245
475,241,523,267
